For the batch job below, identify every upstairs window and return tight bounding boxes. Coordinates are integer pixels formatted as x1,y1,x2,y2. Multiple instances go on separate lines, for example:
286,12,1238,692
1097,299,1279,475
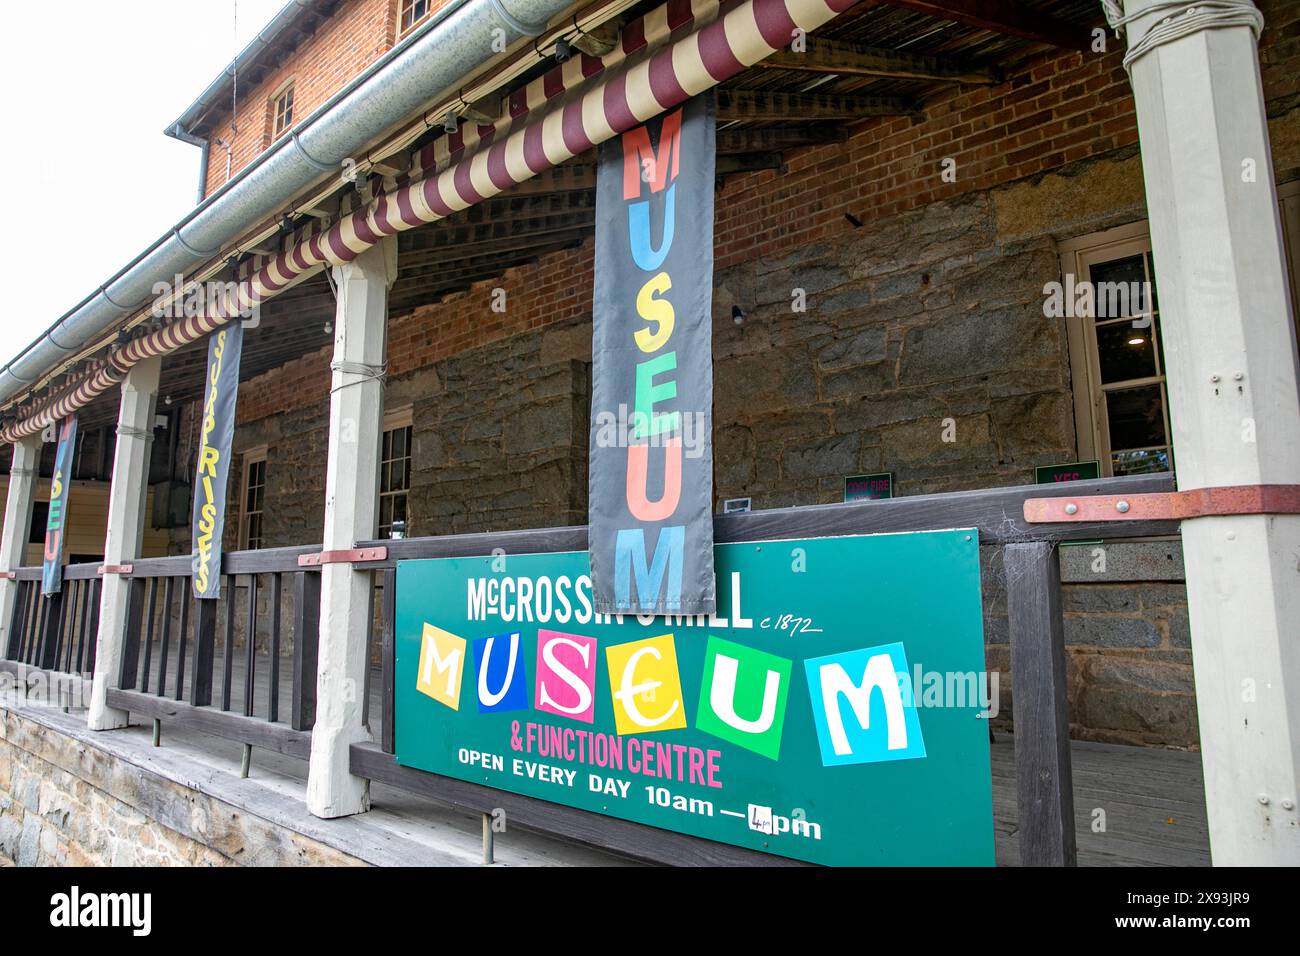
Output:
272,83,295,139
400,0,432,36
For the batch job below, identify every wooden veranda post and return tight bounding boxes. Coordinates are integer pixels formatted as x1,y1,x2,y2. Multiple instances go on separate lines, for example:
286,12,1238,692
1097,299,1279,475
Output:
305,236,396,818
1113,0,1300,863
88,355,162,730
0,434,40,657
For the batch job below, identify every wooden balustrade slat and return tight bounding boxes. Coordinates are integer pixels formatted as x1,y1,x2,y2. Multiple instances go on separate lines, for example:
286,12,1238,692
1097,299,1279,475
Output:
269,573,282,724
222,575,236,711
156,577,174,698
175,581,191,702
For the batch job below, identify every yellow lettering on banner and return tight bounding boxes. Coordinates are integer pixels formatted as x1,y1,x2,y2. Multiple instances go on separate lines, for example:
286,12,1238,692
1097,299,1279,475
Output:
634,273,675,353
194,328,230,593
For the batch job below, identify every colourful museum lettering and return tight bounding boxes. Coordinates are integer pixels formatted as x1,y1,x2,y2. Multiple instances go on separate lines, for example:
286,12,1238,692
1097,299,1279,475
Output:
625,438,682,522
613,525,684,611
474,632,528,713
535,630,597,723
632,351,679,440
620,109,681,199
634,272,675,353
695,636,792,760
804,642,927,767
605,633,687,735
627,186,676,271
415,623,466,709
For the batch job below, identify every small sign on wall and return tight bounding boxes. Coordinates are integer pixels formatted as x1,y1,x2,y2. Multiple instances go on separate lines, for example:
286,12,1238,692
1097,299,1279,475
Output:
844,472,893,503
722,497,751,514
1035,460,1099,484
1037,460,1101,547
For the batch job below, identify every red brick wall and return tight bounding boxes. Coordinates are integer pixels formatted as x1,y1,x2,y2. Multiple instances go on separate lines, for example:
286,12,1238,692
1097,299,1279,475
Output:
234,0,1299,423
202,0,432,198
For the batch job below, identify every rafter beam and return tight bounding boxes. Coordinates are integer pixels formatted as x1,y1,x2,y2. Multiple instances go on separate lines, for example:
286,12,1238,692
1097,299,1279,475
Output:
716,90,910,121
880,0,1092,51
717,125,847,152
757,36,1000,84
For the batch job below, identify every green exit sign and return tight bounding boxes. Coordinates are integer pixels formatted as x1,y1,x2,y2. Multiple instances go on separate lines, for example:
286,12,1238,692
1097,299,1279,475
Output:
1035,460,1100,484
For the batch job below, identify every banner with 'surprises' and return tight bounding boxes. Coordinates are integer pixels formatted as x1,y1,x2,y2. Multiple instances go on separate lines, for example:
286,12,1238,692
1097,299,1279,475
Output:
191,322,244,599
589,93,716,616
41,415,78,595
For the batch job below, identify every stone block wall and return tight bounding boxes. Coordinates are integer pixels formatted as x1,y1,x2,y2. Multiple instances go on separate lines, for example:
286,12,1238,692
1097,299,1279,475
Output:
0,708,362,866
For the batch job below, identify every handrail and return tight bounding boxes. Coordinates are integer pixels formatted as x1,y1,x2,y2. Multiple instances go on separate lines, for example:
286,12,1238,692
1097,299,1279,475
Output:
358,473,1179,566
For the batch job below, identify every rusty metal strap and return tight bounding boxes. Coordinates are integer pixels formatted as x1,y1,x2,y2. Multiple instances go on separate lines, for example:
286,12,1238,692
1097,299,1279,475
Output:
98,564,134,575
0,571,15,580
1025,484,1300,523
297,546,388,568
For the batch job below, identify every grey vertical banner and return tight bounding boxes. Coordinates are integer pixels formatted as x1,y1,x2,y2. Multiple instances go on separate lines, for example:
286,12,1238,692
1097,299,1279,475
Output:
191,321,245,599
41,414,79,595
589,94,716,615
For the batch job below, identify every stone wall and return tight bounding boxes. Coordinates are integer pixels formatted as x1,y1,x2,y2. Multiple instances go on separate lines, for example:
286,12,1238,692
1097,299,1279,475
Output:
0,707,363,866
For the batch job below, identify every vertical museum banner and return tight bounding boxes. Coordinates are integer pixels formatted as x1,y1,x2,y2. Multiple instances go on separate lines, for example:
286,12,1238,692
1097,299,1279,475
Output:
41,414,79,595
191,321,245,599
589,93,716,615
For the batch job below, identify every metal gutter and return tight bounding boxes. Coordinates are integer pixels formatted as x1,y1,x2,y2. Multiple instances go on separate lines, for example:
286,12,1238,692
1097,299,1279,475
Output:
0,0,574,410
167,124,211,205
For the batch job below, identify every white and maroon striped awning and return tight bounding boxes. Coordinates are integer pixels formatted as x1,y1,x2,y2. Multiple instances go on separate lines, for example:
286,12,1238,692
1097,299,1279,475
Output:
2,0,857,442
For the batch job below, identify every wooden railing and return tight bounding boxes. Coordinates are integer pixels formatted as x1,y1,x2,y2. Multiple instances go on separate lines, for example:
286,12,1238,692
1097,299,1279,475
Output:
2,564,101,678
104,545,322,759
350,472,1180,866
3,472,1183,865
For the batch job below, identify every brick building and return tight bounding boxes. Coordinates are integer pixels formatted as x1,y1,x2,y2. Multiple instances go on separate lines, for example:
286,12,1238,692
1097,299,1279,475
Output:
1,0,1298,866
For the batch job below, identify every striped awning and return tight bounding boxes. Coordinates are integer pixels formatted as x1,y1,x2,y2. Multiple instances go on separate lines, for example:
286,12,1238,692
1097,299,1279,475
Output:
2,0,857,443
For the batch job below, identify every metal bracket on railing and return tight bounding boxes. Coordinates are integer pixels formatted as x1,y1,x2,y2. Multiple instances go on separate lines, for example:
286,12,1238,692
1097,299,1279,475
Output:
297,546,388,568
97,564,134,575
0,571,15,580
1024,484,1300,523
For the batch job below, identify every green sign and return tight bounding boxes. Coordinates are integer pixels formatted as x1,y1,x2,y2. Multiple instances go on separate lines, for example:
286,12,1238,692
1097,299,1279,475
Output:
1035,459,1100,484
844,472,893,502
394,531,994,866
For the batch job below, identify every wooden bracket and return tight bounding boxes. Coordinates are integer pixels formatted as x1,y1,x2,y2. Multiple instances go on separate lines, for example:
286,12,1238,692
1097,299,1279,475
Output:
1024,484,1300,523
98,564,134,575
297,546,388,568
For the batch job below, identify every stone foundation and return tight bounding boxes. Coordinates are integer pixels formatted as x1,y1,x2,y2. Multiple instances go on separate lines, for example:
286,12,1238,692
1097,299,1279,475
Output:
0,706,363,866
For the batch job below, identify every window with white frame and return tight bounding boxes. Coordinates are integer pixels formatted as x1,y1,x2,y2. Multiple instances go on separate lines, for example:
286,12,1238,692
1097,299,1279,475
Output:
271,83,295,139
399,0,432,36
240,450,268,550
379,410,412,539
1061,191,1300,478
1060,223,1172,477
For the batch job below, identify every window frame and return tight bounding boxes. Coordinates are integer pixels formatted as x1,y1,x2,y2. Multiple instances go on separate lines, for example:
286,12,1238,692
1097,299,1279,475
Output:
397,0,433,37
239,447,269,551
379,407,413,539
1059,221,1173,478
271,81,296,140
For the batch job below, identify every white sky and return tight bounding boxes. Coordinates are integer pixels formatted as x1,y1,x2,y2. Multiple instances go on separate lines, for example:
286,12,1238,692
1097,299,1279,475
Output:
0,0,286,369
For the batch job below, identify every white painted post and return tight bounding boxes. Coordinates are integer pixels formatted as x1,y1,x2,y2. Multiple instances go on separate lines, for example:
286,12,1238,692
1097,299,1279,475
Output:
88,356,161,730
306,237,396,818
1115,0,1300,863
0,434,42,654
